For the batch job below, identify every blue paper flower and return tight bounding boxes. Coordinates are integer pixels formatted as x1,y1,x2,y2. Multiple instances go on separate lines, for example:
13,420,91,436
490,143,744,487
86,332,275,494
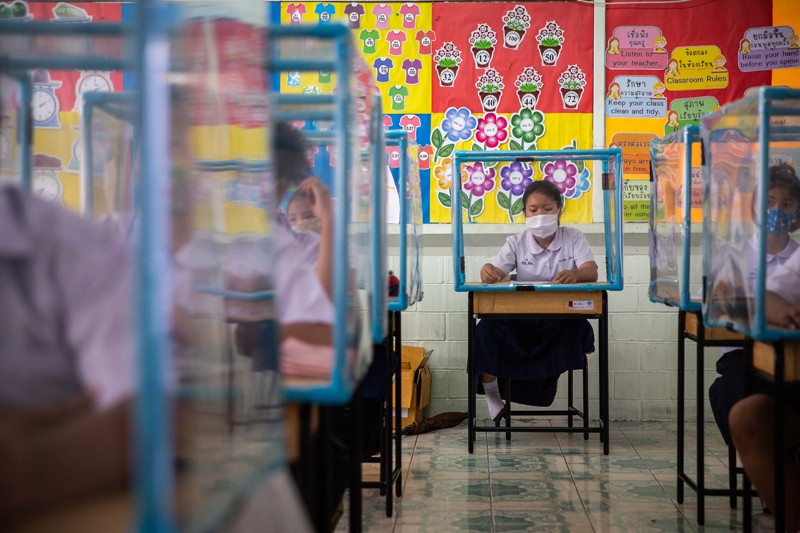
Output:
441,107,478,143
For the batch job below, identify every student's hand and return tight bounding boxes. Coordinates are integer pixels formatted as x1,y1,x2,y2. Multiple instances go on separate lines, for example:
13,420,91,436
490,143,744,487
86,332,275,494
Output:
480,263,506,284
298,177,332,224
553,269,579,284
766,291,800,329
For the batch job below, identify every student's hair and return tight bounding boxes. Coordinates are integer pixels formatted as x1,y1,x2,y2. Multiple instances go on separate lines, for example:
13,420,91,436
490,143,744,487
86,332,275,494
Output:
769,164,800,204
274,121,311,185
522,180,563,212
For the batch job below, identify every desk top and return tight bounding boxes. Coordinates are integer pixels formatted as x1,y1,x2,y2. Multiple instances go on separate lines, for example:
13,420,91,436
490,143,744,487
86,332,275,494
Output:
472,290,604,315
753,341,800,382
684,312,744,342
463,281,617,293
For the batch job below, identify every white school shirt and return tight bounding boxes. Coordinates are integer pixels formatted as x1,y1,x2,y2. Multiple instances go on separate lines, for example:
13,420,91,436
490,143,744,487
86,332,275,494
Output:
490,226,595,282
766,246,800,306
275,216,334,325
0,186,135,410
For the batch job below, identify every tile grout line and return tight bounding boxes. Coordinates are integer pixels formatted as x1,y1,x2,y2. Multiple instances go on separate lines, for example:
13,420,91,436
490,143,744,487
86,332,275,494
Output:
554,419,598,533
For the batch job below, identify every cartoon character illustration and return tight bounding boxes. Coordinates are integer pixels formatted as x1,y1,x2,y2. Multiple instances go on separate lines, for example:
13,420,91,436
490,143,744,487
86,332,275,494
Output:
652,82,666,99
653,36,667,53
738,38,751,54
667,110,680,131
789,34,800,48
665,58,679,78
712,54,727,72
606,82,621,99
606,36,620,54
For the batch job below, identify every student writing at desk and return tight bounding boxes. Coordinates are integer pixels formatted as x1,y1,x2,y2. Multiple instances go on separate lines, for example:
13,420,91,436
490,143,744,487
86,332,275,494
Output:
730,247,800,532
477,180,598,420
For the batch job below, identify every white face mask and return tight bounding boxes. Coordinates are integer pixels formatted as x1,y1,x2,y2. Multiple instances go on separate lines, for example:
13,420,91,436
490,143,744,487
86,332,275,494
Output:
526,213,559,238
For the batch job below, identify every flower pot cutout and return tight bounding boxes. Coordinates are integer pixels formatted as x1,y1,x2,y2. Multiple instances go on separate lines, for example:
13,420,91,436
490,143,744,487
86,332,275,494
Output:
436,65,459,87
535,21,565,66
472,47,495,69
501,5,531,50
538,44,562,66
468,24,497,69
503,27,525,50
433,42,462,88
517,90,539,109
479,92,501,112
560,87,583,109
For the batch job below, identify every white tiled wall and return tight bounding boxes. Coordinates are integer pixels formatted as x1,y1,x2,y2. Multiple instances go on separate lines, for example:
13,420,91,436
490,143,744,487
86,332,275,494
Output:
389,226,722,422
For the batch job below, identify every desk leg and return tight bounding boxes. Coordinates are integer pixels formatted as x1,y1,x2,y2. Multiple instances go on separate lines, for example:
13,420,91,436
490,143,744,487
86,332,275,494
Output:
601,291,609,455
394,311,403,498
677,310,685,504
381,328,390,501
743,338,753,533
696,312,706,526
728,444,737,509
774,341,785,533
468,292,476,455
583,359,589,440
350,388,363,533
568,369,574,429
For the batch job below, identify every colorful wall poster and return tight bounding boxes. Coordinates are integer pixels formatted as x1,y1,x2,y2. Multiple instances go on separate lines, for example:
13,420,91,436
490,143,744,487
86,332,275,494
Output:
605,0,776,222
738,25,800,72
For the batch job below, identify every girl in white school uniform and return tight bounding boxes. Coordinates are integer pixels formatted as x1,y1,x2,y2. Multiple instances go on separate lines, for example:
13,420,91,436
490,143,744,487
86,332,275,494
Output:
477,180,598,420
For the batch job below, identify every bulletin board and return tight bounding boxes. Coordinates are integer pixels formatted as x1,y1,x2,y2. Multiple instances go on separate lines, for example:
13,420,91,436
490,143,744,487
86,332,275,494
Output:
276,1,596,224
605,0,800,221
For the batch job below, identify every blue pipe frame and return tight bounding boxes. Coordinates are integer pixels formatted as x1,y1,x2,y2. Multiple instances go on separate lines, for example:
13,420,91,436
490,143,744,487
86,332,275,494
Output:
451,149,624,293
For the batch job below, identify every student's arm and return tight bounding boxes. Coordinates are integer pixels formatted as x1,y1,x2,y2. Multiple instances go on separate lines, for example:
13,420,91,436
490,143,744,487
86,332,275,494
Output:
481,236,515,283
765,291,800,329
552,261,599,284
298,177,334,300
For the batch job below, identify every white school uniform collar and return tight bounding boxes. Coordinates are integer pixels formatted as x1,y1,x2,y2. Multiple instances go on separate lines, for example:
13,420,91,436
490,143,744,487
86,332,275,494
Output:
527,226,564,255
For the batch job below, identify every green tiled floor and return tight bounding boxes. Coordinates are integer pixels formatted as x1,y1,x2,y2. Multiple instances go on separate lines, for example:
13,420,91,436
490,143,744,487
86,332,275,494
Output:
337,420,777,532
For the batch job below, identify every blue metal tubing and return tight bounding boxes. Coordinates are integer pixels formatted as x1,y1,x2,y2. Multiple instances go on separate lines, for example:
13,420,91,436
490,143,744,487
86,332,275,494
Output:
452,149,624,293
282,27,356,404
0,21,128,36
11,73,33,190
134,0,174,529
268,23,350,39
0,57,130,72
267,59,337,73
370,95,388,342
753,90,771,341
457,148,622,162
680,126,702,312
273,110,334,122
387,129,409,312
195,288,274,300
275,93,335,106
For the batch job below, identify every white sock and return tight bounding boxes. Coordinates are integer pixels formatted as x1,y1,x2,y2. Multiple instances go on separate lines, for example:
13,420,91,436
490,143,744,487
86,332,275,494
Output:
483,379,504,420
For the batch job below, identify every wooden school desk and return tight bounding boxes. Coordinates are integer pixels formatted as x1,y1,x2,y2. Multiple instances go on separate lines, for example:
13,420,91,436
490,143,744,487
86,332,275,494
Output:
465,285,610,455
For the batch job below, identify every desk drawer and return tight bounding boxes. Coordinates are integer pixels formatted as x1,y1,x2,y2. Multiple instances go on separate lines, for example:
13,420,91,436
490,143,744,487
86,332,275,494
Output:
473,291,603,315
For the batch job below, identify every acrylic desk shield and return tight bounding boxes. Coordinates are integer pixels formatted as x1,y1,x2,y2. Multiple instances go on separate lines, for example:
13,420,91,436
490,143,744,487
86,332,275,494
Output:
369,92,389,342
0,74,27,186
701,87,800,341
649,126,704,310
451,149,624,292
269,23,374,403
387,130,424,311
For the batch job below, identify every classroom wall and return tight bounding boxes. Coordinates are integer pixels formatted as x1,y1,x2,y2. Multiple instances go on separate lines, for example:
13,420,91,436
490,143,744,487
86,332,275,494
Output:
391,228,722,422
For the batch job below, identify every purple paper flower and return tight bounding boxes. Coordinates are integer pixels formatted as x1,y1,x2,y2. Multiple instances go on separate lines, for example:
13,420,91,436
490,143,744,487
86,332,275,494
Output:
463,162,496,197
543,159,578,194
500,162,534,196
441,107,478,143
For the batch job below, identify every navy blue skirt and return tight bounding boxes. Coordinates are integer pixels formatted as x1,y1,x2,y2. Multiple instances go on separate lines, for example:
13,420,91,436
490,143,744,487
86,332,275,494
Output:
474,318,595,381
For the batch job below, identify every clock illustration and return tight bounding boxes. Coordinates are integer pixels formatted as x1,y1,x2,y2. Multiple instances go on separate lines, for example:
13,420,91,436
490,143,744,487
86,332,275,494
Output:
31,70,62,129
66,126,81,173
33,171,64,202
33,153,64,203
73,71,114,111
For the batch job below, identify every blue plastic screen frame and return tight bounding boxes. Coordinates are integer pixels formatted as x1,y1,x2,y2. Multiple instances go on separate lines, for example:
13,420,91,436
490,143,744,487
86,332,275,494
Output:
370,94,388,342
701,86,800,342
0,8,174,530
648,125,702,311
1,72,34,188
451,149,624,293
386,129,411,312
268,23,365,404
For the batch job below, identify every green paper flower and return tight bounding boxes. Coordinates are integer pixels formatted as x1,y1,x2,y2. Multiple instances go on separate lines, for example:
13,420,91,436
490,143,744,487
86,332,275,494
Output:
510,108,545,144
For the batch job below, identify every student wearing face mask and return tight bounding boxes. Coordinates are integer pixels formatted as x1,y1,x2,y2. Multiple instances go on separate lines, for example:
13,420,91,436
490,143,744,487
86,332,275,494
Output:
286,189,323,235
709,163,800,444
476,180,599,420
